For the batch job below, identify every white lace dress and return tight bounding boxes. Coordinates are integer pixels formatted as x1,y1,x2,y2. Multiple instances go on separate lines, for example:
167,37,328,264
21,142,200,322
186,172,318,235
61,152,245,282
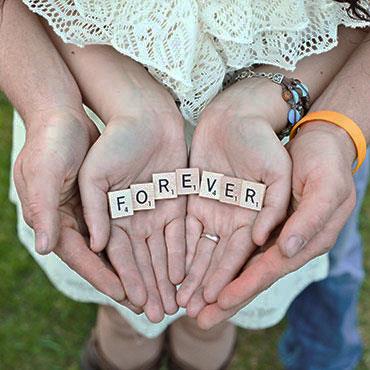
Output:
9,0,369,338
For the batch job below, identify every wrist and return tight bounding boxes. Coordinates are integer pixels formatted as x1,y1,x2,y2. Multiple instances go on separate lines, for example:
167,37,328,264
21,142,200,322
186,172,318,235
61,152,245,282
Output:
252,78,290,132
219,76,292,133
297,121,357,167
107,110,185,142
24,106,97,145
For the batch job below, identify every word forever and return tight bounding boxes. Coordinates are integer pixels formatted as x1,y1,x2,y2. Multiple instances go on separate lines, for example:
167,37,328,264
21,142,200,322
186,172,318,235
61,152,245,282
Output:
108,169,266,219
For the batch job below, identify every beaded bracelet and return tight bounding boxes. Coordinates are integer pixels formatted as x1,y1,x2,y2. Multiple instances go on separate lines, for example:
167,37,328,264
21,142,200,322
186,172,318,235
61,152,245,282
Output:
231,68,311,144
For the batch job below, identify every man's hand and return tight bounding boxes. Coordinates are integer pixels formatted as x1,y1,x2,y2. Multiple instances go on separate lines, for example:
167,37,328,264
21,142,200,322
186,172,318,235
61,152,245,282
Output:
14,109,93,253
196,121,357,329
13,108,132,305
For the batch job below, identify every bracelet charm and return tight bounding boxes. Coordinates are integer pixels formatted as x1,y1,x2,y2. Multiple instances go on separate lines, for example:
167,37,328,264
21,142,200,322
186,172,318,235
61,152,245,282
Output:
229,68,311,144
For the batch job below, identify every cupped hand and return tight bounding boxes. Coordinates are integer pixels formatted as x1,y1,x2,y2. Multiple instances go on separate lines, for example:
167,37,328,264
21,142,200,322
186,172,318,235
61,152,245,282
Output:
196,120,357,329
79,100,187,322
13,108,132,305
177,79,292,316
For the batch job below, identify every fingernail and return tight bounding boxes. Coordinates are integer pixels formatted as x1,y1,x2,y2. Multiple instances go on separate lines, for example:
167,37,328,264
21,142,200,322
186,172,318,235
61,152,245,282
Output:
283,235,306,258
35,232,49,254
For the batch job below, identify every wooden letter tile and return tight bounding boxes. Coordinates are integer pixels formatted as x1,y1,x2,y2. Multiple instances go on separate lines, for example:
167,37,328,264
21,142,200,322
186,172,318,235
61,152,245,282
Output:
239,180,266,211
130,183,156,211
108,189,134,219
176,168,200,195
219,176,242,205
199,171,223,200
152,172,177,199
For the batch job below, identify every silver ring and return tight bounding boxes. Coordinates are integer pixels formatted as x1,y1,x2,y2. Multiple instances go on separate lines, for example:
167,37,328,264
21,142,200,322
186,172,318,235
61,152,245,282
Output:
200,233,220,244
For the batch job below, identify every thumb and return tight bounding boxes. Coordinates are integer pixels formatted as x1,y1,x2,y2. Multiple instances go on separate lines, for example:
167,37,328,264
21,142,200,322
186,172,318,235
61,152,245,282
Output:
15,160,62,255
78,164,110,253
278,188,336,258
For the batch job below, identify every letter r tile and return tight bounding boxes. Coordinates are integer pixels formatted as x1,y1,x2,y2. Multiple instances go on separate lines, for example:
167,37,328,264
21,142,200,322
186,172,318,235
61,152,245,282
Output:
130,183,156,211
152,172,177,199
108,189,134,219
239,180,266,211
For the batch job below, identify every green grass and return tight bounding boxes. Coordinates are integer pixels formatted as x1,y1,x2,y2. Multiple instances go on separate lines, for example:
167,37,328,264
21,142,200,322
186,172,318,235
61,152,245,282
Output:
0,94,369,370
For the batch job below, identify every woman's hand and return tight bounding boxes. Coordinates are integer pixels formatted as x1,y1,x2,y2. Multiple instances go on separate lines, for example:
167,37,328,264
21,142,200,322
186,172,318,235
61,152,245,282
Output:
13,108,135,306
176,79,292,315
78,84,187,323
42,41,188,322
196,120,357,329
0,2,134,307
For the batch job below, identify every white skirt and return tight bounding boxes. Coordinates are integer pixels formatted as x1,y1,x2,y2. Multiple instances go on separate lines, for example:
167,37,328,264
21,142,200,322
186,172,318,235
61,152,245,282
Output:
9,108,329,338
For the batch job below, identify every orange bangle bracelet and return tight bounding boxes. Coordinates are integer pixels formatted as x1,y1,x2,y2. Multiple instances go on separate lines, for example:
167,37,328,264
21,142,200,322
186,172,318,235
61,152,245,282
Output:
290,111,367,174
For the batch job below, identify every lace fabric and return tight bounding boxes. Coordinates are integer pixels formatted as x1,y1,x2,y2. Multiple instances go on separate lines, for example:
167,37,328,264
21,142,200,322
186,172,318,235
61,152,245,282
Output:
23,0,370,124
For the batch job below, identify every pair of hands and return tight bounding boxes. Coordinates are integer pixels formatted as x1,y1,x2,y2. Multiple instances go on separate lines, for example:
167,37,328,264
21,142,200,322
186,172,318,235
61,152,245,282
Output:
14,68,357,328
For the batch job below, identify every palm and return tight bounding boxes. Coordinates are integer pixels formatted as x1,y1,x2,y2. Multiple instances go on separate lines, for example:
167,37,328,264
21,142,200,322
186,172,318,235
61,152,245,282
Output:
80,115,187,322
188,117,285,230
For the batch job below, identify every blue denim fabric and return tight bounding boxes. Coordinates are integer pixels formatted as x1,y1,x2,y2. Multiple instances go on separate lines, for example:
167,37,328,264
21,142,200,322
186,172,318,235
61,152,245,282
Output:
279,153,370,370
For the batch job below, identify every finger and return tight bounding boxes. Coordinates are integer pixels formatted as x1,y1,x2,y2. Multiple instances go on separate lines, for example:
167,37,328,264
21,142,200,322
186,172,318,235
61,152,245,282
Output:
217,246,284,310
79,162,110,253
186,239,226,317
106,226,147,307
218,202,349,312
177,236,217,307
197,302,243,331
130,237,165,323
55,226,125,302
165,217,186,285
186,287,207,318
277,186,340,258
147,231,178,315
252,173,291,246
204,226,255,303
15,160,61,255
185,214,203,272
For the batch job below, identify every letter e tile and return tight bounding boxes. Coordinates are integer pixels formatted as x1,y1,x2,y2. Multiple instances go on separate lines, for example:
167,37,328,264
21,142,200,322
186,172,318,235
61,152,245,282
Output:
219,176,242,205
176,168,200,195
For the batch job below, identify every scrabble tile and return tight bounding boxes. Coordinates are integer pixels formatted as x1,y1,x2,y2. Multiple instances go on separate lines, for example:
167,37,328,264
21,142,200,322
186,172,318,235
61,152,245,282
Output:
239,180,266,211
199,171,223,200
130,183,156,211
152,172,178,199
176,168,200,195
108,189,134,219
219,176,243,205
